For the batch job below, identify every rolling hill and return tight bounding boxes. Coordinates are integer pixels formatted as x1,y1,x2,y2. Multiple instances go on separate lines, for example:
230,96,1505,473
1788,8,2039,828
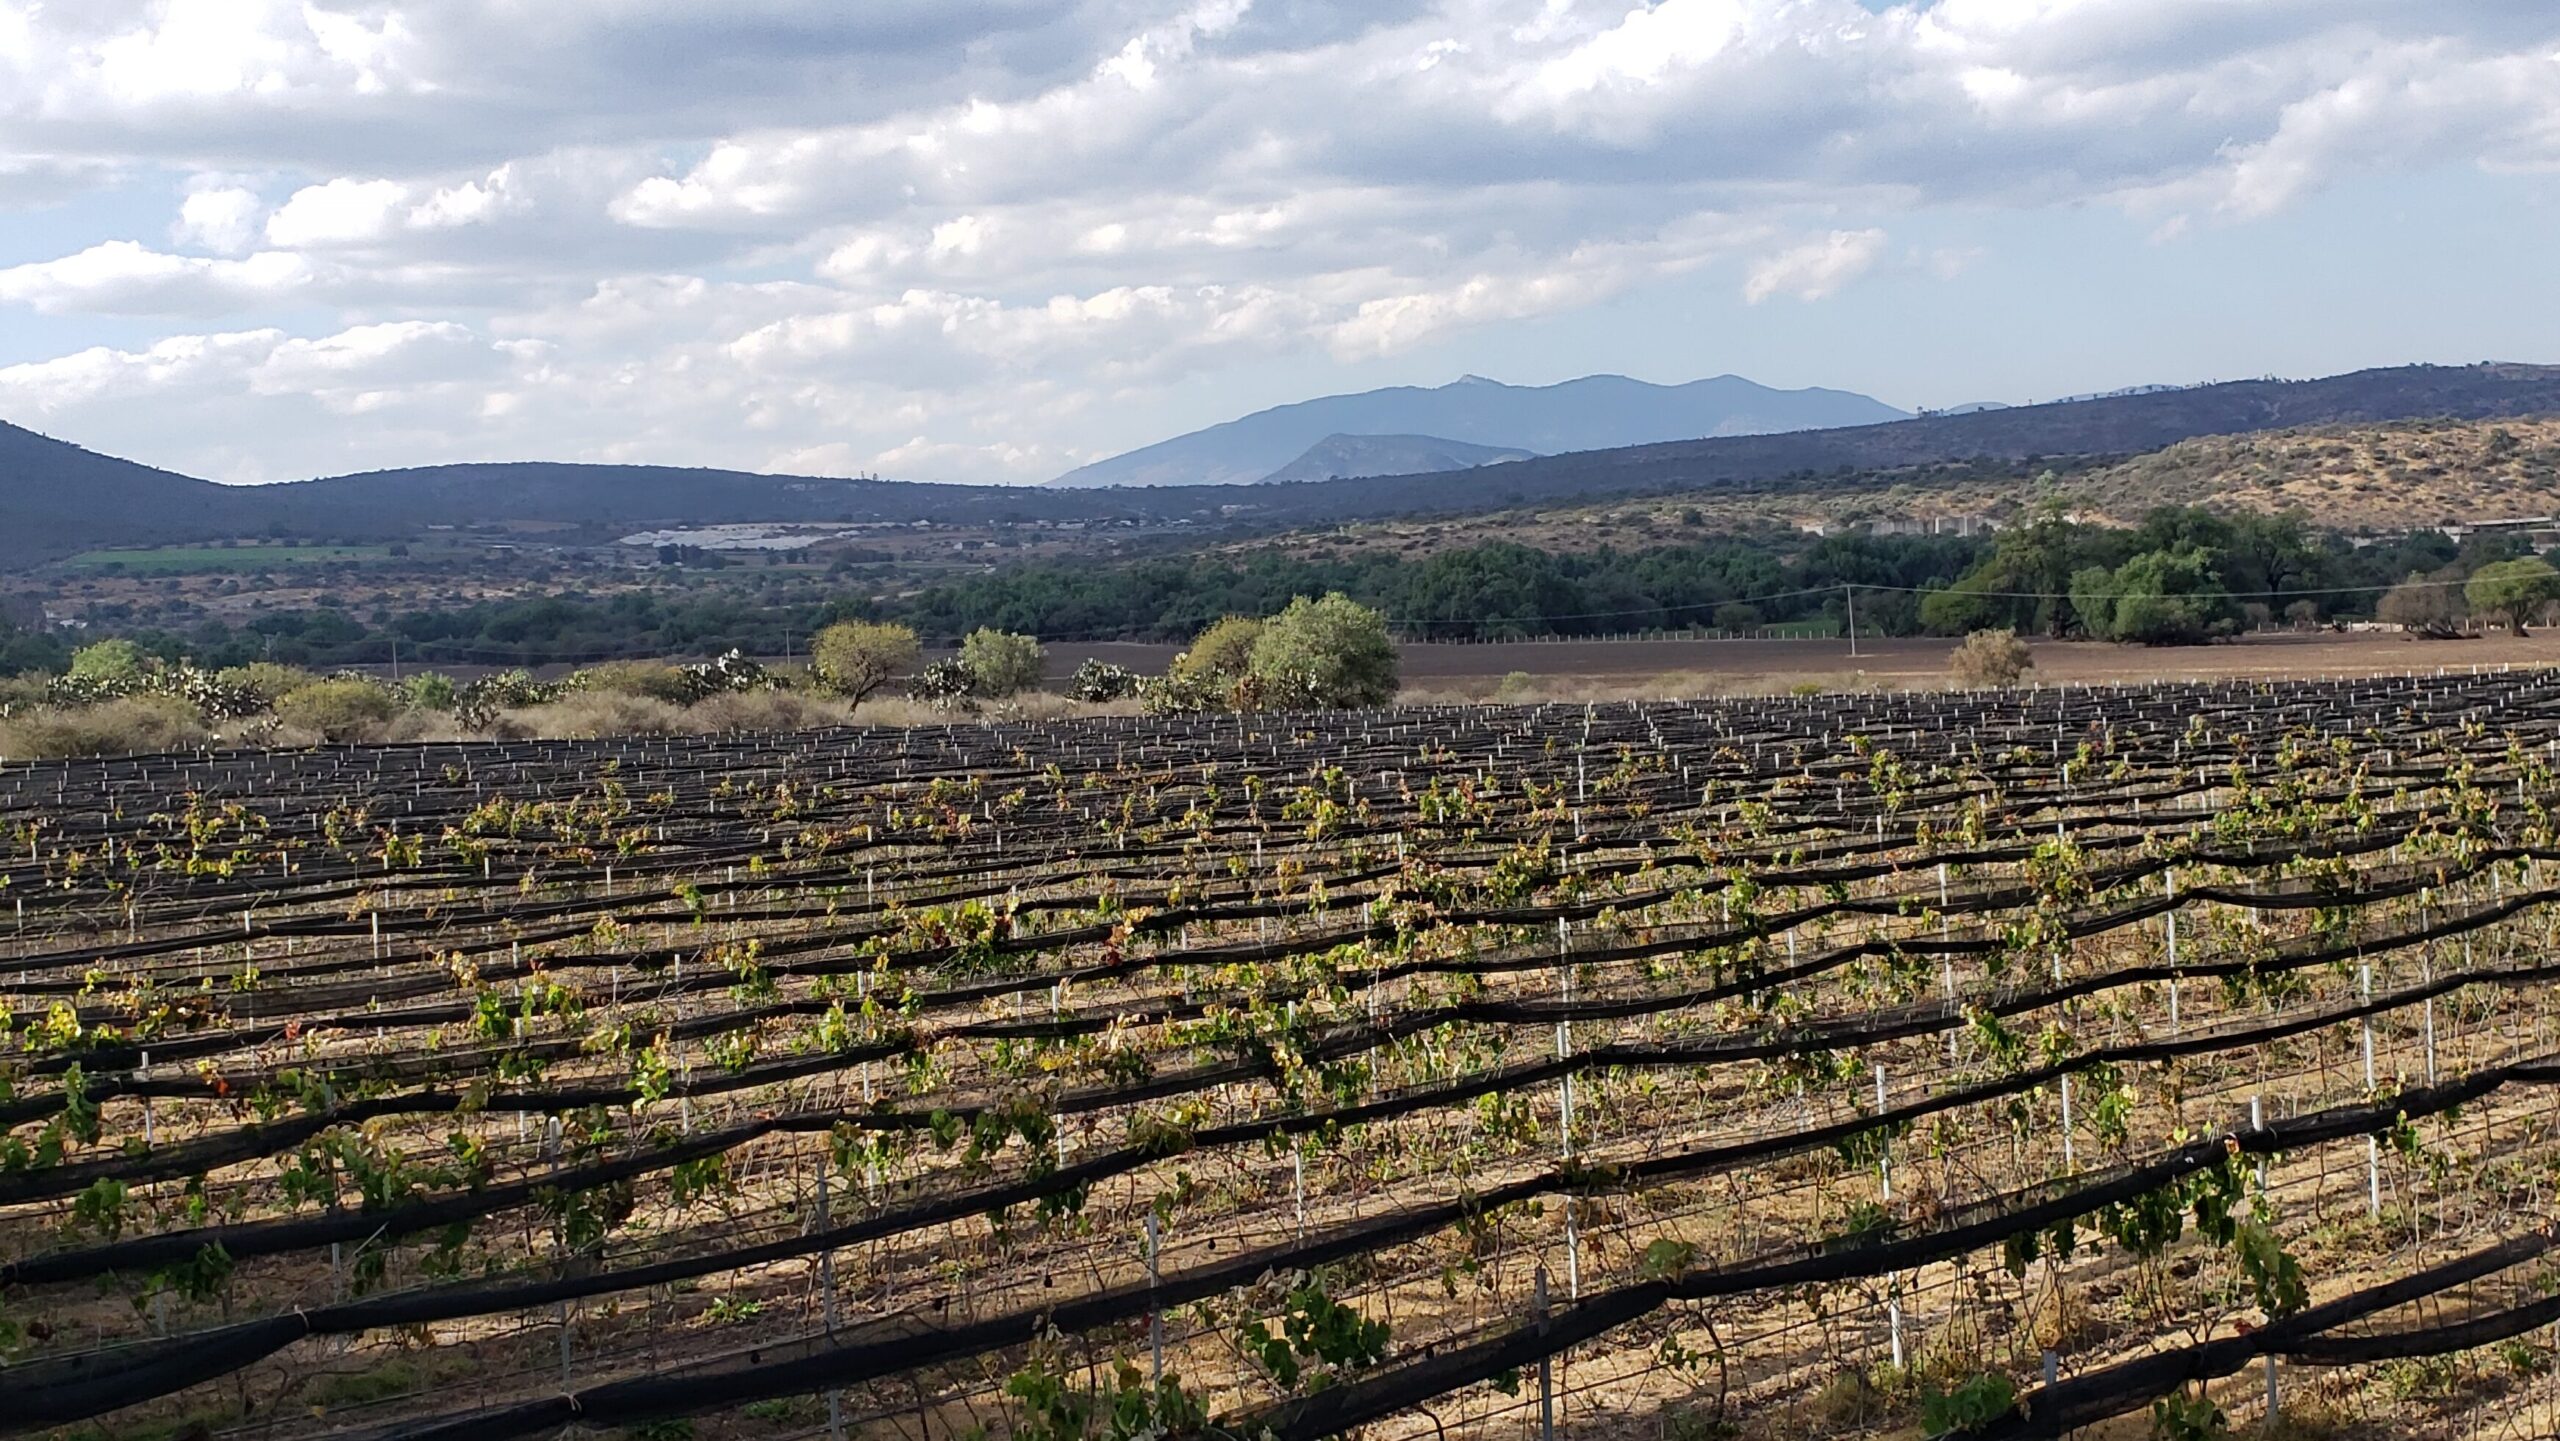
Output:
1044,373,1906,488
5,361,2559,573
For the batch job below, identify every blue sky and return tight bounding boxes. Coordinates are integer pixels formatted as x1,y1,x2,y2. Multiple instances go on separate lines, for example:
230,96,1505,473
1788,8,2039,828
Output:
1,1,2554,486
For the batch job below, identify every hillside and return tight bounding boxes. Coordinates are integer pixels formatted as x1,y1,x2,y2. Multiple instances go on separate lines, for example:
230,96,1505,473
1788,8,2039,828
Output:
0,423,256,569
1045,372,1905,487
1259,433,1533,485
242,462,1184,534
2057,417,2560,527
1267,416,2560,565
7,361,2560,574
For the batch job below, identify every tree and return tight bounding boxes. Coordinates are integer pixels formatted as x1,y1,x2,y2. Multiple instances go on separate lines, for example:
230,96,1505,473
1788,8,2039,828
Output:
2072,545,2236,645
2466,557,2560,635
959,628,1046,697
810,621,919,701
67,639,149,684
1248,593,1399,709
1171,616,1263,686
2105,545,2239,645
2377,571,2464,638
1949,629,2033,688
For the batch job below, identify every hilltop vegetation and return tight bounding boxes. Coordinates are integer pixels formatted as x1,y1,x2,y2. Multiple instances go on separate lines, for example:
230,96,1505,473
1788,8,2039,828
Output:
2058,416,2560,527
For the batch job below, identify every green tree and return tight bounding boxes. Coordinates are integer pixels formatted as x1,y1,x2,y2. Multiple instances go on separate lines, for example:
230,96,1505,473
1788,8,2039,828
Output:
2098,545,2239,645
2466,557,2560,635
67,639,149,684
959,628,1046,697
1248,593,1399,708
1170,616,1263,686
810,620,920,701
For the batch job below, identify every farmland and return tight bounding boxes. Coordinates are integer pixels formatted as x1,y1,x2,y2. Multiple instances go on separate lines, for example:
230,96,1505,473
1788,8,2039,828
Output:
11,674,2560,1440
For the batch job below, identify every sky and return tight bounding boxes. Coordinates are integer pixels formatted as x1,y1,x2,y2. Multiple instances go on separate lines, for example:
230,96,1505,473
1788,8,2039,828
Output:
0,1,2556,488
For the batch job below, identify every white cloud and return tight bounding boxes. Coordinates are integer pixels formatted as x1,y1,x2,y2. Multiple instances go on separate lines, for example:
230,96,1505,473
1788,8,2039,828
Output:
172,182,265,255
0,241,314,315
0,1,2554,483
1742,227,1886,303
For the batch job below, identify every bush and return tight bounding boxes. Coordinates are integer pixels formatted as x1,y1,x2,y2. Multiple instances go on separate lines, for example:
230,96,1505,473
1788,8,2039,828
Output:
677,650,770,698
907,659,980,712
1068,659,1140,702
1248,593,1399,709
690,690,853,733
401,672,460,711
456,670,556,730
811,621,920,701
1712,602,1762,630
1948,629,2033,688
512,692,687,739
0,696,209,760
275,678,399,743
564,661,696,704
216,661,316,708
1139,670,1225,716
959,629,1046,698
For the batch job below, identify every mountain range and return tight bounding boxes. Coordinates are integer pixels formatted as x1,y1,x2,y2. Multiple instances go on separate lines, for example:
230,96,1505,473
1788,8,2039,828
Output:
1043,373,1907,487
4,362,2559,572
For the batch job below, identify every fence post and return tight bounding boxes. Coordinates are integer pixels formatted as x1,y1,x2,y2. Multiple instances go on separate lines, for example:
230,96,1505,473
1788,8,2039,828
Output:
1145,1212,1163,1383
1534,1266,1554,1441
1874,1064,1891,1201
817,1150,843,1440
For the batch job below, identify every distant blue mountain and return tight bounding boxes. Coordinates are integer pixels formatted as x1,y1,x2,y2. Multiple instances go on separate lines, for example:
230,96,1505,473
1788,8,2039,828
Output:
1046,373,1908,488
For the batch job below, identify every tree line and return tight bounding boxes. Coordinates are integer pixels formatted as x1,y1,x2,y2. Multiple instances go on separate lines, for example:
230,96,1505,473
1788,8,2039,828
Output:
0,504,2531,676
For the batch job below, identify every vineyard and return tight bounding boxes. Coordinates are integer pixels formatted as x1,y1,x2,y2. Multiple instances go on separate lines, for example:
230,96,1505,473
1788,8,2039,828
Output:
13,675,2560,1440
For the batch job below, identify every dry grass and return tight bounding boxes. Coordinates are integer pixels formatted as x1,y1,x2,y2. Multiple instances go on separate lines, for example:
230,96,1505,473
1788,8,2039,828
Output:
0,694,211,758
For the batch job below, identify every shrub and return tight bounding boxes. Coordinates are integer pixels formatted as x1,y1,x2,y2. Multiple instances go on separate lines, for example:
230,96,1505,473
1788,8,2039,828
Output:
401,672,460,712
1948,629,2033,688
677,650,770,698
1248,593,1400,709
907,658,980,712
275,678,399,743
1139,669,1225,716
564,661,695,704
689,690,853,733
959,629,1046,698
1068,659,1139,702
811,621,920,701
0,696,209,760
512,692,687,739
1712,602,1762,630
456,671,556,730
216,662,316,708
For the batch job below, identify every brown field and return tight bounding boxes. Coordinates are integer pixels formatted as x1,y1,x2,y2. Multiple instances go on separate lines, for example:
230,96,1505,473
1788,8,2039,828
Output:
1044,628,2560,699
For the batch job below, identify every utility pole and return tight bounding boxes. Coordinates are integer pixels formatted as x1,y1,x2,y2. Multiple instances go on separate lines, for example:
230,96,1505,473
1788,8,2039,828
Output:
1846,584,1859,658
